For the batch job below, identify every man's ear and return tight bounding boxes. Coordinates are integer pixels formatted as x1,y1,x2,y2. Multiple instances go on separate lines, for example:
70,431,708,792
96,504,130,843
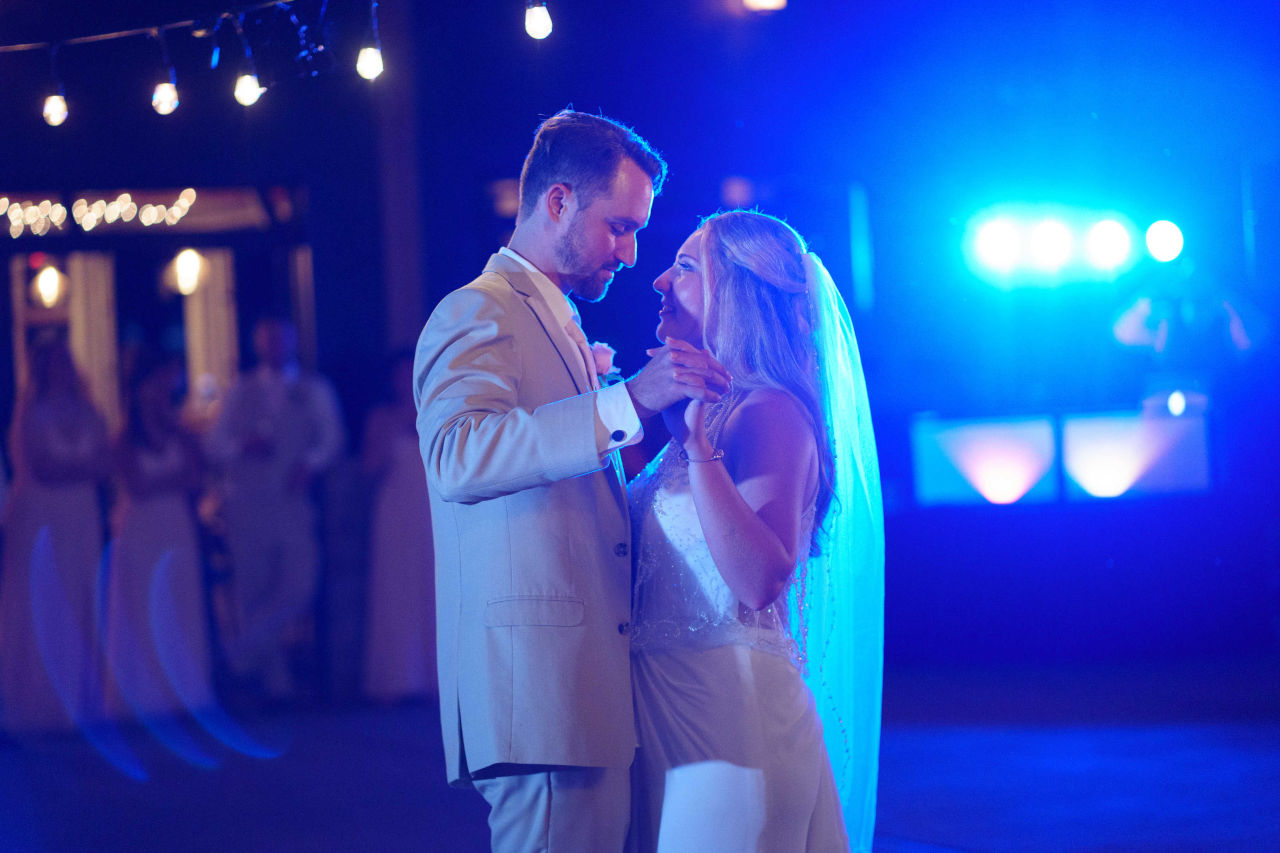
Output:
545,183,572,224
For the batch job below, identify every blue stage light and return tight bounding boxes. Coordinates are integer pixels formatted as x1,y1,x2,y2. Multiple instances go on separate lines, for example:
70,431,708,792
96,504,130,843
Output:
1027,219,1072,271
1085,219,1131,270
975,218,1020,273
1167,390,1187,417
1146,220,1184,262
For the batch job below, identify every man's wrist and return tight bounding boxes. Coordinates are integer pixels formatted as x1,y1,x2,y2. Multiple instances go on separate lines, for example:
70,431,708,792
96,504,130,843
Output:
625,378,660,420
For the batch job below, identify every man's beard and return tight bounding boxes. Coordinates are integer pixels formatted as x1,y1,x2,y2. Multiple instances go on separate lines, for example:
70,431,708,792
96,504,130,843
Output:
554,218,611,303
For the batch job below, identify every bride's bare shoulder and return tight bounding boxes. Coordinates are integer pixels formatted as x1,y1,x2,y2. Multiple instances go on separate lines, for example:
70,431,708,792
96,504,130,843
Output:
724,387,814,451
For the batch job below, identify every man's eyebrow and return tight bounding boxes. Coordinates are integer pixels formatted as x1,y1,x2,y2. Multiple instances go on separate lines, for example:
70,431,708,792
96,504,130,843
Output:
608,216,644,231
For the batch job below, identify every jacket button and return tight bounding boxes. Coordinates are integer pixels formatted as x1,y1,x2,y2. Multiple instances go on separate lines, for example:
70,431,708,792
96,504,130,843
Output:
614,542,629,557
618,622,630,635
611,429,626,442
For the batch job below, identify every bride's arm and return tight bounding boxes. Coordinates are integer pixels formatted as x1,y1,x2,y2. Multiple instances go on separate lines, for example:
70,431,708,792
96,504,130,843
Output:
679,388,817,610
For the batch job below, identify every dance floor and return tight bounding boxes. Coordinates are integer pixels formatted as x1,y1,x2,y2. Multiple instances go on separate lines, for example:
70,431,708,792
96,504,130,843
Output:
2,656,1277,852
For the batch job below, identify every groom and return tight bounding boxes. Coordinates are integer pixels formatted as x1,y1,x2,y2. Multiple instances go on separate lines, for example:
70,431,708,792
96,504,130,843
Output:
414,111,726,851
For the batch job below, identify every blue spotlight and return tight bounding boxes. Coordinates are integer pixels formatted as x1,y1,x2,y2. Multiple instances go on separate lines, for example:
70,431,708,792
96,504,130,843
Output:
1167,390,1187,417
1146,220,1184,262
1027,219,1072,271
1085,219,1131,270
975,218,1021,273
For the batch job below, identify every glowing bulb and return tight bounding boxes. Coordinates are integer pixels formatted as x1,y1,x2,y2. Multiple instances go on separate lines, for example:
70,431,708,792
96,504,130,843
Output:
1027,219,1072,271
975,219,1020,273
1085,220,1131,270
1146,220,1183,262
152,81,180,115
43,94,68,126
33,267,62,308
234,74,265,106
356,46,384,80
174,249,202,295
525,3,553,39
1167,390,1187,417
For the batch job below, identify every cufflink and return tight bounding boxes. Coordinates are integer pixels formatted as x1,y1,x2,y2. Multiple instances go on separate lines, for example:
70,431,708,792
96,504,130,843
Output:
611,429,626,442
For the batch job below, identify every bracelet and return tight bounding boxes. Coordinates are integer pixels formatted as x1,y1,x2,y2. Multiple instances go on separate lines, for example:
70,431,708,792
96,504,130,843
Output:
679,446,724,464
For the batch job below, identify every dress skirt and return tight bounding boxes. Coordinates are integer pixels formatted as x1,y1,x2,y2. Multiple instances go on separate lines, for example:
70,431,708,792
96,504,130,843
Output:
630,643,850,853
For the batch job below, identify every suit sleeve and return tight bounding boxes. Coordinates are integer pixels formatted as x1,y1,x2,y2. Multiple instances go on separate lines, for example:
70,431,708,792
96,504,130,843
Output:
414,285,609,504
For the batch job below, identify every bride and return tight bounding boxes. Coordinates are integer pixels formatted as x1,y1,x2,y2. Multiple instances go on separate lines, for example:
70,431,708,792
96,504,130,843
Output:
628,210,885,852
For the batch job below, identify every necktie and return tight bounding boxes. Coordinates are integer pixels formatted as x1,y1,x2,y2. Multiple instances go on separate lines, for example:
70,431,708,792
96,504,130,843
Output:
564,318,599,391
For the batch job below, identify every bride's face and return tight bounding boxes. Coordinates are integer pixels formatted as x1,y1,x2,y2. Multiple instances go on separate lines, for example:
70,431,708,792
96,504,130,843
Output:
652,229,706,345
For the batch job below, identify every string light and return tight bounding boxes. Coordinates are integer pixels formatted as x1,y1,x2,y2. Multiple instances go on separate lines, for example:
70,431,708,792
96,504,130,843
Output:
356,0,384,80
525,1,553,40
232,14,265,106
43,44,68,126
4,189,194,238
151,29,180,115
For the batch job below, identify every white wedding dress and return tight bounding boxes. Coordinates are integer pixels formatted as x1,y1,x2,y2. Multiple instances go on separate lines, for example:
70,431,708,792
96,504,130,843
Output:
628,399,851,853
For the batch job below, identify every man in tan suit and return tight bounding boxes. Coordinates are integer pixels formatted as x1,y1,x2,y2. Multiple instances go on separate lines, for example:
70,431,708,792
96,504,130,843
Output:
414,111,726,851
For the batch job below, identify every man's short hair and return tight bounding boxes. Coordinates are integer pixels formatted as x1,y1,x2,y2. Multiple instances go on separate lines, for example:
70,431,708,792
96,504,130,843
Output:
517,110,667,221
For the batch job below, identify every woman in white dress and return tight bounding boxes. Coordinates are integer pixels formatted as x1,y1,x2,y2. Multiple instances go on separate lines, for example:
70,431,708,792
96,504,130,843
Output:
629,211,885,852
104,353,212,719
361,351,436,702
1,333,111,732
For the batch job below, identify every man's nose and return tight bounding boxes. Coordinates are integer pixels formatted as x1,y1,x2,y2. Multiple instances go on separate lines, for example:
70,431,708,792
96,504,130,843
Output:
617,233,638,268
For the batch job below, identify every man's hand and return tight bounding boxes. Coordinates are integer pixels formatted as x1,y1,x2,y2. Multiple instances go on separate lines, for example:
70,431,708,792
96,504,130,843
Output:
625,338,732,419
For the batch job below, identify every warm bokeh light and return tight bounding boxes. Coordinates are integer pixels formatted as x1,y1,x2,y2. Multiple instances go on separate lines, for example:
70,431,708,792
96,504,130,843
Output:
174,249,202,295
152,82,180,115
356,46,384,80
43,94,68,126
744,0,787,9
33,266,63,308
525,3,552,39
234,74,265,106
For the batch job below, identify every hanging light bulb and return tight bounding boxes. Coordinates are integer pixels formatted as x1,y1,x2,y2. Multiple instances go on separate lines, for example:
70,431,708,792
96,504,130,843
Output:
356,46,383,80
43,44,68,126
356,1,384,80
234,74,265,105
525,1,553,39
232,14,265,106
43,94,68,126
151,29,180,115
153,82,179,114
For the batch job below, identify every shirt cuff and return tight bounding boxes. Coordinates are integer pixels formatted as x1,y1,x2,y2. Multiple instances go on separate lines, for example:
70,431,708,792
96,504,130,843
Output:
595,381,643,453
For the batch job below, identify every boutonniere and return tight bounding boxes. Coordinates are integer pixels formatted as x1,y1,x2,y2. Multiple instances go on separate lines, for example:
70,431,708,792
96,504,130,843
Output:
590,342,623,385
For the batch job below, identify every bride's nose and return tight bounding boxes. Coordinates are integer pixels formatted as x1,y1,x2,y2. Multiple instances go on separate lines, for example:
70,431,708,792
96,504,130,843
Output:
653,269,671,293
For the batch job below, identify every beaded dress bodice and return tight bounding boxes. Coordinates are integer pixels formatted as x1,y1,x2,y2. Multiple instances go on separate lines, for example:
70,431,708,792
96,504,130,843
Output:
628,393,813,661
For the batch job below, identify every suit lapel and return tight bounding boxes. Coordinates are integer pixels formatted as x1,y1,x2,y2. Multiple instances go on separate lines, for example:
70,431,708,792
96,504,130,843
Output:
485,254,593,395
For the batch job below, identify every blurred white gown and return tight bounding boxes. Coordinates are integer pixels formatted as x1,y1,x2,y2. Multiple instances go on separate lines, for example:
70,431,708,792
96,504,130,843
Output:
362,431,436,701
0,395,106,732
104,439,212,718
628,429,850,853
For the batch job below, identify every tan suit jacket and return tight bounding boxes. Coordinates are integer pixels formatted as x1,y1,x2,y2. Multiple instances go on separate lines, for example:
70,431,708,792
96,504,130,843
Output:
414,253,634,787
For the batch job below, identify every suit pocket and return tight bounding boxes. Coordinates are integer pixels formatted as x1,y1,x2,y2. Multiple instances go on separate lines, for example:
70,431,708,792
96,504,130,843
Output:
484,595,585,627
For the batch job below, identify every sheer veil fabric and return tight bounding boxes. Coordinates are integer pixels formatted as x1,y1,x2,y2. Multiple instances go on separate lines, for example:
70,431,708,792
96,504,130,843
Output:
796,251,885,851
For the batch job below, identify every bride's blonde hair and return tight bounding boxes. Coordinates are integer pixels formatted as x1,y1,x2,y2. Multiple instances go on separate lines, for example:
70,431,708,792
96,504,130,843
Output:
698,209,834,544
